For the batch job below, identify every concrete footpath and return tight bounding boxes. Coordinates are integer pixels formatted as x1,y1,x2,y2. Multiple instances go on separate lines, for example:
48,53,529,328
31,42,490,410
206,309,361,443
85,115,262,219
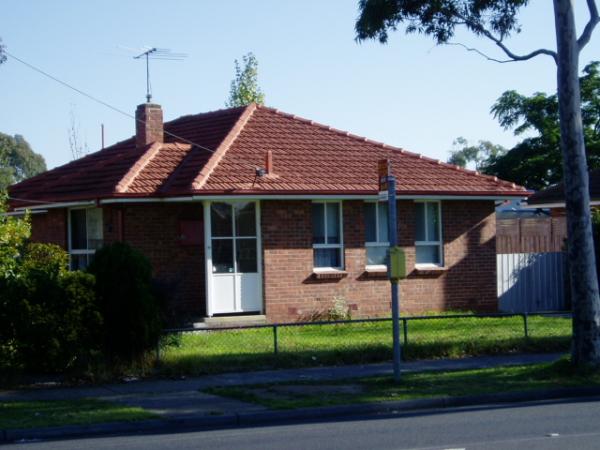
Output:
2,353,587,443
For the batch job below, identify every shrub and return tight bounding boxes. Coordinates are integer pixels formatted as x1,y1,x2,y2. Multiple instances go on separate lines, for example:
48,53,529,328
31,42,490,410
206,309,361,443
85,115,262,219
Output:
0,243,102,374
88,242,162,362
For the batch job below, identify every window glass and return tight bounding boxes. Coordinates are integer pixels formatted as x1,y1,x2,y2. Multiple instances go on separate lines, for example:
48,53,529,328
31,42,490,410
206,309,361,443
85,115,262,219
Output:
86,208,103,250
367,246,387,266
378,203,389,243
314,248,341,268
236,239,257,273
312,203,325,244
416,245,440,265
70,209,87,250
70,254,89,271
326,203,340,244
235,202,256,237
427,202,440,241
212,239,234,273
364,203,377,242
415,203,426,241
211,203,232,237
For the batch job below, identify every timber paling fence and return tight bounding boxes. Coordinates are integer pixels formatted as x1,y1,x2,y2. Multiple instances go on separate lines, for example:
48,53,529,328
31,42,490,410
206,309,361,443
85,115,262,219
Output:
156,312,572,373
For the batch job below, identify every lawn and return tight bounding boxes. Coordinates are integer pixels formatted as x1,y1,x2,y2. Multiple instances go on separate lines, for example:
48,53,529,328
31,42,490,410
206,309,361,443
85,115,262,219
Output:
205,359,600,410
157,314,571,376
0,399,156,430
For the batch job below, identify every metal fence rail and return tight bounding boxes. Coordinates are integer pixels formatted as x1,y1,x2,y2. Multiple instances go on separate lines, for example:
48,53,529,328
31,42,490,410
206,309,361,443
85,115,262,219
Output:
158,312,572,373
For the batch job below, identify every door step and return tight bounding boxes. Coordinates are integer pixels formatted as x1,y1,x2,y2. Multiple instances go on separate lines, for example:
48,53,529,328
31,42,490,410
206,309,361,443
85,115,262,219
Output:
194,315,267,329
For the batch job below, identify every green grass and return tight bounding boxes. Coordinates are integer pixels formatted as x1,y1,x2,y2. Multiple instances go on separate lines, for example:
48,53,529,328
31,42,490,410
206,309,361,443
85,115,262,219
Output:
157,315,571,376
205,359,600,410
0,399,157,430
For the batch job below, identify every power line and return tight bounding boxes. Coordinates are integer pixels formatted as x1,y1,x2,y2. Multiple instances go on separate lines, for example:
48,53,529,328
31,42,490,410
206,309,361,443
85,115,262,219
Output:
5,50,216,154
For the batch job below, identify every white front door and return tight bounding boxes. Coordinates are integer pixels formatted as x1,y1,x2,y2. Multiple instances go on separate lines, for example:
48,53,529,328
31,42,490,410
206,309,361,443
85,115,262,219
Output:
205,201,262,315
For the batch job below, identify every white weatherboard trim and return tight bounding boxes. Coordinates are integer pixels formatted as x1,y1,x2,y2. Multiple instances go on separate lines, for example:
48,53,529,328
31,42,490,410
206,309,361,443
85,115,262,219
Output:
94,194,527,204
15,193,527,211
2,209,48,216
523,200,600,209
203,201,213,317
15,200,95,211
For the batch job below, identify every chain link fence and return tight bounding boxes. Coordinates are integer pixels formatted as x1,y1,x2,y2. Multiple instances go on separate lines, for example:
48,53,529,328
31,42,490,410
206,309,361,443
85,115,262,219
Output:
156,312,571,376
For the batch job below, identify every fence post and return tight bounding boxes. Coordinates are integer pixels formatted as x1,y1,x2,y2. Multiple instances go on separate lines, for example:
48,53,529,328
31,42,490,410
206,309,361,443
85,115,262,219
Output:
523,313,529,339
273,325,278,355
402,319,408,348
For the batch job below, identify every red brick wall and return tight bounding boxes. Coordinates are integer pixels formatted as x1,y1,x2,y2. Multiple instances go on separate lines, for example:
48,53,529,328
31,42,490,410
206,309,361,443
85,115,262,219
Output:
30,209,67,248
28,199,496,325
262,200,497,321
107,204,206,324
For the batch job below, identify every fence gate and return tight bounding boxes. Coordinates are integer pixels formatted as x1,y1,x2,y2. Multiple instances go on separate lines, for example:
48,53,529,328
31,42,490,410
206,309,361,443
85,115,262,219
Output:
497,252,567,312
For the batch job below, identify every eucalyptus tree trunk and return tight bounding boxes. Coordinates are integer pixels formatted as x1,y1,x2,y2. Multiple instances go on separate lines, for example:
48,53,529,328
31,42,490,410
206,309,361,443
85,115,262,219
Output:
554,0,600,366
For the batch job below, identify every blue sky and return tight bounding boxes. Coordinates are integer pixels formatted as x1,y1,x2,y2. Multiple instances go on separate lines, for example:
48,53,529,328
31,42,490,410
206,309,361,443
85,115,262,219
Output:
1,1,599,170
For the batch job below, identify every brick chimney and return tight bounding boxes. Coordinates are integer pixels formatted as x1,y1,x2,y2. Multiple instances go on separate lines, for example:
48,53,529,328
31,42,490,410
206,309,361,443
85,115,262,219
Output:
135,103,163,148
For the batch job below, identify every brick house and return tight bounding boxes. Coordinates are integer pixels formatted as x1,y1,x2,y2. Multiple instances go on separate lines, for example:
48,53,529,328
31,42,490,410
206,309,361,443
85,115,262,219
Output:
8,103,527,325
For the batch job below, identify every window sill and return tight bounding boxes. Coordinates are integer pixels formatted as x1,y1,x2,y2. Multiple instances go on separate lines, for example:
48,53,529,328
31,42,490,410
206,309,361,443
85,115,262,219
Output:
364,266,388,278
414,264,447,275
312,269,348,280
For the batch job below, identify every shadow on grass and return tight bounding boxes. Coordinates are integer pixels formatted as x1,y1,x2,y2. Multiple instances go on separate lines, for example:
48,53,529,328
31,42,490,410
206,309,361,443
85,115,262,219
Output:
156,336,570,377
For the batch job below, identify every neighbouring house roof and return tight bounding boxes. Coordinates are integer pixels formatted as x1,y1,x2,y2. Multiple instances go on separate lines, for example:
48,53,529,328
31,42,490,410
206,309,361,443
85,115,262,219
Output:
9,104,528,209
527,169,600,208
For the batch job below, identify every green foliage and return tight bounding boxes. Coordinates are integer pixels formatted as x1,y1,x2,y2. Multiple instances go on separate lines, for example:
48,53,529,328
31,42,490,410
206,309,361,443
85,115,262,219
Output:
0,132,46,190
0,243,102,374
447,137,507,171
484,61,600,189
0,194,30,278
355,0,529,44
226,52,265,107
88,242,162,362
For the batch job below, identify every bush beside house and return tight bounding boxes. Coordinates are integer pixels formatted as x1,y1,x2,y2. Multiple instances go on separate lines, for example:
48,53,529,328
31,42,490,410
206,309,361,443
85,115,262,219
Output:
0,198,162,379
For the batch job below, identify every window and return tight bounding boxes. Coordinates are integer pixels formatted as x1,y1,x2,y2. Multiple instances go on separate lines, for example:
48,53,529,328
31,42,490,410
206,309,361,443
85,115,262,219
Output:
415,201,443,266
365,202,389,267
312,202,343,269
69,207,103,270
210,202,258,274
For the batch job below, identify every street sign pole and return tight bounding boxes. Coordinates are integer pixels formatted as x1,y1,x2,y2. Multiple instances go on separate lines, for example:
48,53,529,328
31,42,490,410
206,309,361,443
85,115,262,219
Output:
387,176,402,382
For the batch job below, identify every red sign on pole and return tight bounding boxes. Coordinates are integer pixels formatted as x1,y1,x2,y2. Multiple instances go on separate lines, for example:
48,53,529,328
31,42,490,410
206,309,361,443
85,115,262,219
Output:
378,159,391,196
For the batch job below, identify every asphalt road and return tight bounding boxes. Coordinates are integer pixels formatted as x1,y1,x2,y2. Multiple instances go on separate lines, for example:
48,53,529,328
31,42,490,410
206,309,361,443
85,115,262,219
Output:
9,398,600,450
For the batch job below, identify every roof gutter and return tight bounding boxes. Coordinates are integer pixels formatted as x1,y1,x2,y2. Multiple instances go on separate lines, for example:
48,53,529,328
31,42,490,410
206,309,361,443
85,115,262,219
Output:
524,200,600,209
99,193,527,204
14,200,96,212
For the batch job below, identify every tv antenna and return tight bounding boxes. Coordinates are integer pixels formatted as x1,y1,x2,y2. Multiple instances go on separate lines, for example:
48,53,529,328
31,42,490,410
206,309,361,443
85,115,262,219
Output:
133,47,187,103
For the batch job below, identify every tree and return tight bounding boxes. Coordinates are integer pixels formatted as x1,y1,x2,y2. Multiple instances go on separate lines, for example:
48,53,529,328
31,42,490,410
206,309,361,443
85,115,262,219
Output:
226,52,265,107
67,107,89,160
0,133,46,190
0,38,6,65
448,136,507,172
484,61,600,190
356,0,600,366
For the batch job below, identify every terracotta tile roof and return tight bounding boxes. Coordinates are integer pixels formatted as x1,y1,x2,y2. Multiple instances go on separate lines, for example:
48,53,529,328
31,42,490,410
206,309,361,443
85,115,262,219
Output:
8,103,527,208
527,169,600,206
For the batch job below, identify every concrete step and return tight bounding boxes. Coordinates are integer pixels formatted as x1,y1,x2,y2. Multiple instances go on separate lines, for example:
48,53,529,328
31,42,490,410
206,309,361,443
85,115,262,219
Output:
194,315,268,329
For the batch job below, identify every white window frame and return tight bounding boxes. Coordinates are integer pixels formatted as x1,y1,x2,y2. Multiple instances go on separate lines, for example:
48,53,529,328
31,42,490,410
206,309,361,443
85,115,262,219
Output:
312,201,344,271
67,207,103,270
365,201,389,270
414,200,444,268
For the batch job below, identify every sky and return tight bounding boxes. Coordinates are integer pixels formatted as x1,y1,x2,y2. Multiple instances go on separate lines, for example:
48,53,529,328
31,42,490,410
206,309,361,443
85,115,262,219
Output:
1,1,599,170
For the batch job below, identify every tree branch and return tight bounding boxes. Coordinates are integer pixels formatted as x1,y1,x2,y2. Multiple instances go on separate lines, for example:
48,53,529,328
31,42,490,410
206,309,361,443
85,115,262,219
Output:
446,42,516,63
453,12,558,64
578,0,600,52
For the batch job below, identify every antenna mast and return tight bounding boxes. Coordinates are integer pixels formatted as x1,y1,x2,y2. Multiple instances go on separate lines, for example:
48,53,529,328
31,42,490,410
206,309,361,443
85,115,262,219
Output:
133,47,187,103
